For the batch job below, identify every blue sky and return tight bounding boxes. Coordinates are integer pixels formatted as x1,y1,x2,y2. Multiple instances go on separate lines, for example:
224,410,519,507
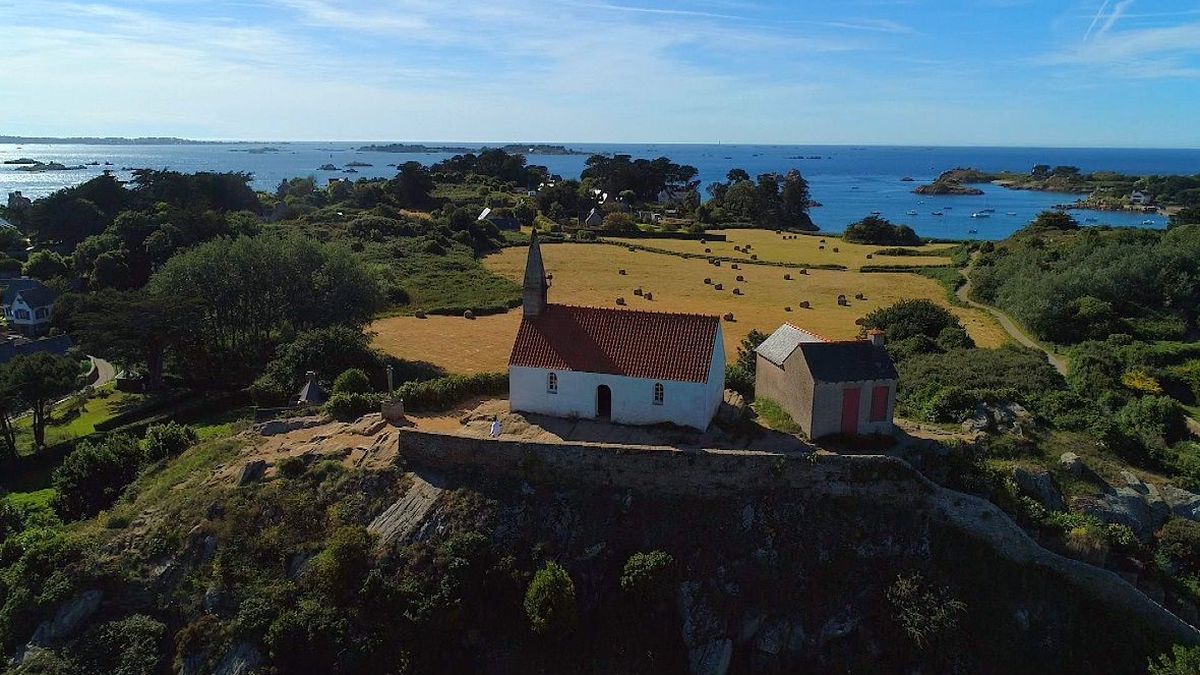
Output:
2,0,1199,146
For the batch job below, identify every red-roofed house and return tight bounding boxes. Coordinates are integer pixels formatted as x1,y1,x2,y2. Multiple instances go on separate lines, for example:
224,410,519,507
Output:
508,231,725,430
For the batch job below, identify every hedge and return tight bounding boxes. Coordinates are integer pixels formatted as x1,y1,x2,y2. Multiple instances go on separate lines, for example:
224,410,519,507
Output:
394,372,508,412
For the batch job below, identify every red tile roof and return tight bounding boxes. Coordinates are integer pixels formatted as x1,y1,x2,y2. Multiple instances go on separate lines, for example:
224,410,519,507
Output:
509,304,721,383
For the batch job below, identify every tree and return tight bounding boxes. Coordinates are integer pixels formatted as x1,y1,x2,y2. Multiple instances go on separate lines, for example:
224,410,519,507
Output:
51,434,142,519
332,368,372,394
1169,207,1200,228
524,561,576,635
142,422,198,464
0,374,20,459
1031,164,1052,179
620,551,675,599
602,212,637,233
22,250,70,280
862,299,971,350
1025,210,1079,232
843,215,920,246
7,353,79,449
386,162,436,209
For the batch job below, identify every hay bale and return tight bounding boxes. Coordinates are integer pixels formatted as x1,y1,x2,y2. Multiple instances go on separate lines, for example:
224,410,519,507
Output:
723,313,735,322
714,260,722,267
799,300,811,309
819,245,825,250
414,311,427,319
832,247,839,253
819,239,826,243
736,275,745,282
751,254,758,260
714,283,724,291
644,292,653,301
463,310,476,320
731,263,740,270
784,273,792,280
733,288,742,296
634,287,643,296
619,269,627,275
837,294,848,306
704,248,711,253
855,293,865,300
704,277,712,284
627,246,636,252
784,306,792,312
866,254,873,259
616,297,626,306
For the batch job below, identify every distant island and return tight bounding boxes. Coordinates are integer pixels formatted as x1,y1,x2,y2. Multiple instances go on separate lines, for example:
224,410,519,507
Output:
0,135,251,145
229,146,283,154
358,143,588,156
13,160,87,172
913,168,986,195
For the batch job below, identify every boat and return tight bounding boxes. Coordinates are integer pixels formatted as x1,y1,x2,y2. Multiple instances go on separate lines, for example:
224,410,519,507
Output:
1006,212,1017,216
968,229,978,234
971,212,990,218
906,210,918,216
981,208,996,213
931,211,944,216
870,211,882,216
1142,219,1157,225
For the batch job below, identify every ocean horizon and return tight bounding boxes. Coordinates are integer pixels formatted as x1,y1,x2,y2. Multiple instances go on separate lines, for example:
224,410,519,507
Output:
5,141,1197,240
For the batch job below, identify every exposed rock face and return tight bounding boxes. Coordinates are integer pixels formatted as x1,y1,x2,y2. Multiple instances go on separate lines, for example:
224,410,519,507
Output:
367,471,446,550
28,590,103,647
1162,485,1200,521
214,641,264,675
254,416,327,437
237,460,267,486
1060,452,1084,478
1079,487,1166,542
1013,468,1066,512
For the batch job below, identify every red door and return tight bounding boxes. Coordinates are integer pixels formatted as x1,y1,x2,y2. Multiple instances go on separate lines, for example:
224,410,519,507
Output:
841,387,860,435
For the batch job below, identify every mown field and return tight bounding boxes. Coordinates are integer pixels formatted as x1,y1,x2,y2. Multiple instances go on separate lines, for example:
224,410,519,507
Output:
371,243,1006,374
610,229,958,270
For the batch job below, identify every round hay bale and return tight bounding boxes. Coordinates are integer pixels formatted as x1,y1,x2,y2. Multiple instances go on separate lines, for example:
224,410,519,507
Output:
619,269,627,275
832,247,839,253
819,239,826,243
800,268,808,275
463,310,476,320
704,277,712,284
819,245,825,250
784,306,792,312
415,311,427,319
751,254,758,260
701,238,707,244
732,288,742,296
866,254,873,259
714,260,722,267
644,292,653,301
837,294,848,306
855,293,865,300
705,248,711,253
731,263,740,270
799,300,811,309
736,275,745,282
784,273,792,280
634,287,643,296
723,312,735,322
616,297,626,305
714,283,724,291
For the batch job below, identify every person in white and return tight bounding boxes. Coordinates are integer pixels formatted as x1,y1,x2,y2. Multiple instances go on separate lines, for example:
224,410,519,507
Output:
489,418,501,438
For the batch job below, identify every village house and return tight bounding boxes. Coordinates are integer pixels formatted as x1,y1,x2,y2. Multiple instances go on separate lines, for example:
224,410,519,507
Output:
1,278,58,337
581,208,605,230
476,207,520,231
1130,190,1152,207
508,231,725,430
754,324,898,439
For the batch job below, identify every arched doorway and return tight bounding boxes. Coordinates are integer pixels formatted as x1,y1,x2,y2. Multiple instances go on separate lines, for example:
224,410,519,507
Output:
596,385,612,419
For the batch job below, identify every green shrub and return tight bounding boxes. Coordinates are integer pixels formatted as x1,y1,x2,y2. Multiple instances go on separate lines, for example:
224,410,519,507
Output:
1149,644,1200,675
332,368,371,395
1116,395,1187,453
141,422,198,464
72,614,166,675
620,551,675,598
1157,518,1200,577
51,434,142,520
885,573,966,649
524,561,576,636
249,374,293,407
276,455,307,479
306,525,375,603
267,597,350,673
725,364,754,399
395,372,507,412
324,392,382,421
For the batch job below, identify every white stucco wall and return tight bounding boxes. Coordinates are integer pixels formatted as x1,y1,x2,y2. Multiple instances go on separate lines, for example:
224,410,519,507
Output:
510,362,722,431
5,298,51,333
810,379,896,439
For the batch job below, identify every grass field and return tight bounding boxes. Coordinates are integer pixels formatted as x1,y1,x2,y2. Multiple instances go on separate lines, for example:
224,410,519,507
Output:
371,243,1007,374
610,229,957,270
13,385,138,454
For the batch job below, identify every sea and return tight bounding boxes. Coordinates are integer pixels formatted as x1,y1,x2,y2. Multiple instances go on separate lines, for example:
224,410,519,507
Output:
4,142,1199,241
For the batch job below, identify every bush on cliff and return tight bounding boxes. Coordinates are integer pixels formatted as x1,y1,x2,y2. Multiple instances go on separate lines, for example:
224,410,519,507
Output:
524,561,576,636
52,434,142,520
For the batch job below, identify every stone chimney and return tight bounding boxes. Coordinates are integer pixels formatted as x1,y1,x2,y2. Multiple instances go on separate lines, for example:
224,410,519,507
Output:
522,229,549,318
867,329,885,347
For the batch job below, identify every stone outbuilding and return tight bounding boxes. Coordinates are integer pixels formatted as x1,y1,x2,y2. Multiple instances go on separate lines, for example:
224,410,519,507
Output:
754,325,898,439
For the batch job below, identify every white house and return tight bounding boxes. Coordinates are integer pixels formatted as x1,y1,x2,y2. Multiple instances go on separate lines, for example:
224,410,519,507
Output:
1,278,57,337
1130,190,1152,207
508,231,725,431
755,324,898,439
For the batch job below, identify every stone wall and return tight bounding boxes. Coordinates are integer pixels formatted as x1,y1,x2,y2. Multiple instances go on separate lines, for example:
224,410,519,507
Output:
396,428,1200,645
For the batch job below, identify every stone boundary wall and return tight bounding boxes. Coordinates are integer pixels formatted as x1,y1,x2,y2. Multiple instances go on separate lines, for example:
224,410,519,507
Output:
396,428,1200,645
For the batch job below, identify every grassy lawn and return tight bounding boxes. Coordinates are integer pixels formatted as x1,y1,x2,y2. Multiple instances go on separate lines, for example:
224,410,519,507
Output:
191,406,255,441
609,228,957,271
371,243,1006,374
752,398,805,436
13,385,139,455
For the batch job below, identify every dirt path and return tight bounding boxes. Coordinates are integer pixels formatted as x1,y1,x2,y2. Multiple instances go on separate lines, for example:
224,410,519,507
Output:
956,266,1069,376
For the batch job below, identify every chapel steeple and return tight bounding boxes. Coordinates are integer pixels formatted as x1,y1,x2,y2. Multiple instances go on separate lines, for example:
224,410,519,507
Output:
522,229,549,318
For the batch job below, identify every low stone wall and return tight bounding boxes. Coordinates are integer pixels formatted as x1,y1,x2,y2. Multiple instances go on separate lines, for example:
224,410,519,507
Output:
396,428,1200,645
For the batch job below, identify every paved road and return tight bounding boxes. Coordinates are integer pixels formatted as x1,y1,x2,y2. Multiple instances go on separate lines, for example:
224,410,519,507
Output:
91,357,117,387
956,268,1068,376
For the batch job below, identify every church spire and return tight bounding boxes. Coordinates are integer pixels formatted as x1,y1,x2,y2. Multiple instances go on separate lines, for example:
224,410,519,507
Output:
523,229,549,318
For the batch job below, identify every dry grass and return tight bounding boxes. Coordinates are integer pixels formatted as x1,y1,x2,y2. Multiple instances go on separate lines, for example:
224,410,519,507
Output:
610,228,956,270
370,243,1007,374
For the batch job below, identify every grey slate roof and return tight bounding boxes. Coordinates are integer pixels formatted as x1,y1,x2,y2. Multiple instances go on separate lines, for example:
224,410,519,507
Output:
755,324,826,367
0,278,44,307
795,341,898,383
17,285,57,309
0,335,74,365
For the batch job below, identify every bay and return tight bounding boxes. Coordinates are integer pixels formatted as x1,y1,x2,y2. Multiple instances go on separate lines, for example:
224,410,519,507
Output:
3,142,1196,240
